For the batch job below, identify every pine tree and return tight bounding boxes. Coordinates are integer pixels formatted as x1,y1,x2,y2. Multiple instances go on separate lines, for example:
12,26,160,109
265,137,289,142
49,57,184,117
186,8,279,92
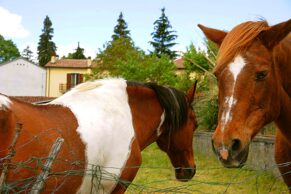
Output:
111,12,131,41
37,16,57,67
22,46,33,61
71,42,86,59
149,8,178,59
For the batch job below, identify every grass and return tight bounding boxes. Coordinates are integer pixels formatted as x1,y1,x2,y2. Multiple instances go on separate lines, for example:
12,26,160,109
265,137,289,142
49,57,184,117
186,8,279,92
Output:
126,143,288,194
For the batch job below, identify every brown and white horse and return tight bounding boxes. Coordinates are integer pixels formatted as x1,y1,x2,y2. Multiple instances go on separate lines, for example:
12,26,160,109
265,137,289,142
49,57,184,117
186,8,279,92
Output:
0,78,197,193
198,19,291,190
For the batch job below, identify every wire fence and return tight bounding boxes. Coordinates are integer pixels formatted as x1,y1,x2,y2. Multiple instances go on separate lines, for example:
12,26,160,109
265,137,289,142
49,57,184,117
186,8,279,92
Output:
1,161,289,193
0,124,289,193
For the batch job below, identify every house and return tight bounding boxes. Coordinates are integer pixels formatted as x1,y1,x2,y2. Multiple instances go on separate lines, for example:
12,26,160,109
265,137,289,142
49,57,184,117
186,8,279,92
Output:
174,58,186,75
0,57,46,96
45,56,95,97
174,57,198,80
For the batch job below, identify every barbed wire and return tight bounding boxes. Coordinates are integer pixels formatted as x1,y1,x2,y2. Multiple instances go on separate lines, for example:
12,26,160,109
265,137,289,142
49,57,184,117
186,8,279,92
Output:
0,156,289,193
0,125,289,193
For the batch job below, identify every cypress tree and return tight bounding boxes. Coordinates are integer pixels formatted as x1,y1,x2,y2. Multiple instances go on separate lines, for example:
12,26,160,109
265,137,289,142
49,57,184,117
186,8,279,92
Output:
71,42,86,59
111,12,131,41
37,16,57,66
149,8,178,59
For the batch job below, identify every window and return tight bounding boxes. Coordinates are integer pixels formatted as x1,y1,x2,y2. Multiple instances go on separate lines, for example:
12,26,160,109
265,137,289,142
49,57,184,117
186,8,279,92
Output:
66,73,83,90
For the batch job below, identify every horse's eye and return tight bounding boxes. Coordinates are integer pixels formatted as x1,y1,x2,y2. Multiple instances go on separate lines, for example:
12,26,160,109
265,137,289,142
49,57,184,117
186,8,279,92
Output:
255,71,267,80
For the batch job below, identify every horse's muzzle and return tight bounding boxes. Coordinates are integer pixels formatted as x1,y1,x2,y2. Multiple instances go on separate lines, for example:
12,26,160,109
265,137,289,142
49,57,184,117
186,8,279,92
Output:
175,167,196,181
212,139,250,168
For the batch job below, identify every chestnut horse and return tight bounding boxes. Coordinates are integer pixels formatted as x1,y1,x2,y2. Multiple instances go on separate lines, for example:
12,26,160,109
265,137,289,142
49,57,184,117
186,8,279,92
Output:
198,19,291,190
0,78,197,193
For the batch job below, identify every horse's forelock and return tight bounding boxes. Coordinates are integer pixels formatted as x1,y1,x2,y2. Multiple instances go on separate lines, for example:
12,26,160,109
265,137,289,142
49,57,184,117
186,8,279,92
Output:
215,20,269,73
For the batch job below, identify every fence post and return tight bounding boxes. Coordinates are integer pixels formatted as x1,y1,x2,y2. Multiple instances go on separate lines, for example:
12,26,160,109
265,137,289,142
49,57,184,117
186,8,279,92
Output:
0,123,22,190
30,137,64,194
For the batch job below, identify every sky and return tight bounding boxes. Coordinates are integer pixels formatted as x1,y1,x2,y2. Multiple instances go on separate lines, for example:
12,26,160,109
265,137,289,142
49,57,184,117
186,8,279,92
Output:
0,0,290,61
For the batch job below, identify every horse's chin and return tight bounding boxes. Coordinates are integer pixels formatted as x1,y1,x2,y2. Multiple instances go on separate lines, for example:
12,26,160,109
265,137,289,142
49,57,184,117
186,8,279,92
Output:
175,167,196,182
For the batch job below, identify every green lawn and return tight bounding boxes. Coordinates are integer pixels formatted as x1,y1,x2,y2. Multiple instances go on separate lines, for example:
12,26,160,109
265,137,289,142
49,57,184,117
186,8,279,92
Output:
126,143,288,194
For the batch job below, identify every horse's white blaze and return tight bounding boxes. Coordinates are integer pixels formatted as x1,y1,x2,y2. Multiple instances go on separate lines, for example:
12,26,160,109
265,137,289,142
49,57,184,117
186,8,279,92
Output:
50,78,135,193
0,94,11,110
220,55,246,133
157,111,165,137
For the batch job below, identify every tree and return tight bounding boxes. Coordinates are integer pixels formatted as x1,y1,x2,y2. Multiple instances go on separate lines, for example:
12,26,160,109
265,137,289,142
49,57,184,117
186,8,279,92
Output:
149,8,178,59
72,42,86,59
96,37,140,73
37,16,57,67
0,34,20,63
112,12,131,41
184,40,219,131
183,39,218,74
64,42,86,59
21,46,33,61
90,38,178,86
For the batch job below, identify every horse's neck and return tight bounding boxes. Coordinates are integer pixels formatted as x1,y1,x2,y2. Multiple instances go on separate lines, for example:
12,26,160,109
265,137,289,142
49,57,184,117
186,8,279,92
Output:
273,36,291,143
275,86,291,144
126,86,164,150
275,35,291,97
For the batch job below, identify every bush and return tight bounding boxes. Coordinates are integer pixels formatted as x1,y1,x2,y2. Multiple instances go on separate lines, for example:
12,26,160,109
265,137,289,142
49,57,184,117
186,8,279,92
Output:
194,90,218,131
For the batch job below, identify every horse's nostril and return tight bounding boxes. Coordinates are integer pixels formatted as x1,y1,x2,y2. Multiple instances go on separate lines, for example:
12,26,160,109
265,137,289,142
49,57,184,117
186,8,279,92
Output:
231,139,241,152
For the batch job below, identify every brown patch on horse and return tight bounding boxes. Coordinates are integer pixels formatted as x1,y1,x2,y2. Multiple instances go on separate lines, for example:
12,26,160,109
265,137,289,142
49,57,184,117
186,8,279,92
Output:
215,20,269,73
3,98,86,193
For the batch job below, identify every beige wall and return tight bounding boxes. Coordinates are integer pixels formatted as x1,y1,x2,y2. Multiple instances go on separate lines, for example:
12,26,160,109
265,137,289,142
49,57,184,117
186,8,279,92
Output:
46,68,91,97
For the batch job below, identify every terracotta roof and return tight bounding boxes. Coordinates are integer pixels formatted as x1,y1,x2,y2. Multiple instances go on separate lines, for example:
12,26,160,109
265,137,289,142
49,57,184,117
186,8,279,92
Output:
45,59,97,68
174,58,185,69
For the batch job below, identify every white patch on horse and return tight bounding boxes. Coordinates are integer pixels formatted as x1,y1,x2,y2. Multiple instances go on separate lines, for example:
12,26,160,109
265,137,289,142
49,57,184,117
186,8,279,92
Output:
157,111,165,137
0,95,12,110
50,78,135,193
220,55,246,133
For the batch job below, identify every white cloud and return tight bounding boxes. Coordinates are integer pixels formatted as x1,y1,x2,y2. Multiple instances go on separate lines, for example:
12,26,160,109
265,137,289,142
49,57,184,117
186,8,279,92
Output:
0,7,30,38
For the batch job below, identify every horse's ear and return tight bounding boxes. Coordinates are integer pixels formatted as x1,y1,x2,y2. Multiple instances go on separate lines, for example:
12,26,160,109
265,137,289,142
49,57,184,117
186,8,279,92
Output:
198,24,227,47
186,80,198,104
259,19,291,50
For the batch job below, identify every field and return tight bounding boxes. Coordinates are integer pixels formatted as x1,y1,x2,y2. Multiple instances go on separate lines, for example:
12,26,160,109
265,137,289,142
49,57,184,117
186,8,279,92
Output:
126,143,288,194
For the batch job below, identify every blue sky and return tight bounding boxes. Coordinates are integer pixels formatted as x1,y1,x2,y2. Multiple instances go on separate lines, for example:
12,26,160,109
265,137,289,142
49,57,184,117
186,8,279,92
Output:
0,0,290,60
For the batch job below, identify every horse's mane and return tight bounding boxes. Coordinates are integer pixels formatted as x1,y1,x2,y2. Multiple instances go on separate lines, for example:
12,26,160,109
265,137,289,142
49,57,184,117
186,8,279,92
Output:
127,81,188,132
215,20,269,73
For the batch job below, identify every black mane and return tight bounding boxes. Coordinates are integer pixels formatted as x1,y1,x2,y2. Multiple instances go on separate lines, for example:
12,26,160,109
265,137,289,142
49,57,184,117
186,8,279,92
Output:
127,81,188,132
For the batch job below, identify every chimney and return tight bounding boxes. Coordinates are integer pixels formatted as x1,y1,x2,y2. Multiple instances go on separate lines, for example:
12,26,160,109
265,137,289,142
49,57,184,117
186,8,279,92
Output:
87,57,92,67
51,56,56,64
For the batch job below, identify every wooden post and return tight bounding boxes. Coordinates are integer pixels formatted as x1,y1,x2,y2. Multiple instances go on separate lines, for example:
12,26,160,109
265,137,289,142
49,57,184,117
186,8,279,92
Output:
0,123,22,190
30,137,64,194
